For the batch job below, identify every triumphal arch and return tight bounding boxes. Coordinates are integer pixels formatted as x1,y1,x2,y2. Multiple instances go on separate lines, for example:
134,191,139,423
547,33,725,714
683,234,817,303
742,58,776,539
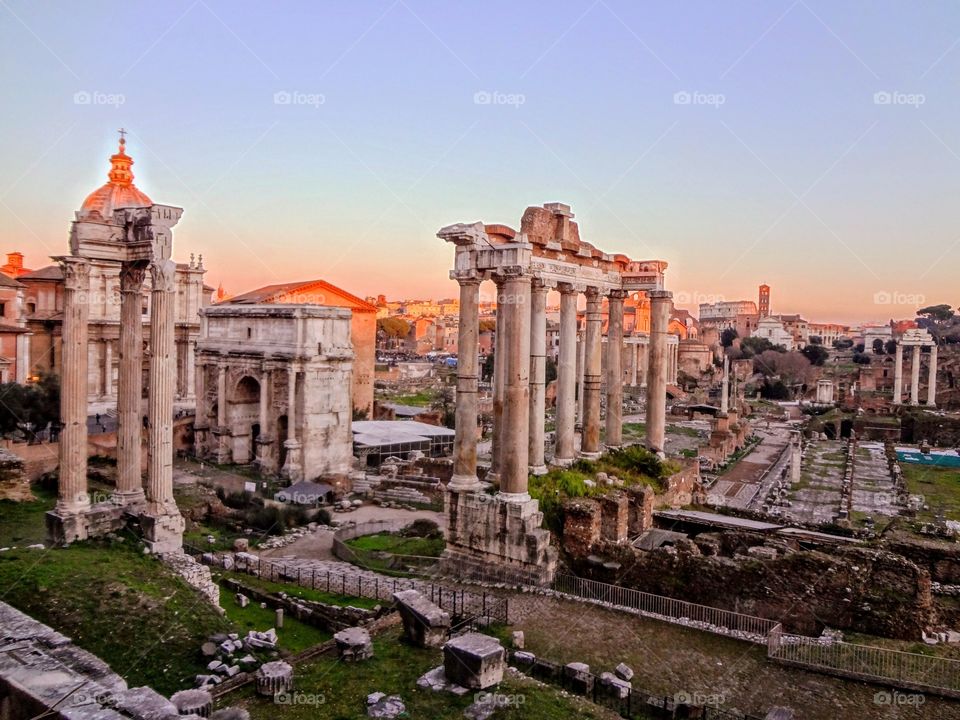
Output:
46,136,186,552
438,202,671,584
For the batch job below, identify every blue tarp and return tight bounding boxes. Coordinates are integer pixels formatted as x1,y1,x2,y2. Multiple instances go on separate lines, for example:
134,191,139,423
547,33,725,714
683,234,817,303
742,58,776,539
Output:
896,450,960,468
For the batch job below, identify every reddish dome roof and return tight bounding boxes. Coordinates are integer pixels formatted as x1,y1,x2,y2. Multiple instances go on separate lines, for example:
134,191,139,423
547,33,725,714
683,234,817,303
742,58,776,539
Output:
79,137,151,220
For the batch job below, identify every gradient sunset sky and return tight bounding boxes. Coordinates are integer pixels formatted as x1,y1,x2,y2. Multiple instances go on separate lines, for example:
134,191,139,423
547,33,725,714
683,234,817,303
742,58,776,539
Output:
1,1,958,324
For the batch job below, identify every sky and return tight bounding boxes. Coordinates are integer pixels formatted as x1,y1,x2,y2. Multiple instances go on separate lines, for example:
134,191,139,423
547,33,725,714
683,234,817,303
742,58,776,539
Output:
1,0,959,325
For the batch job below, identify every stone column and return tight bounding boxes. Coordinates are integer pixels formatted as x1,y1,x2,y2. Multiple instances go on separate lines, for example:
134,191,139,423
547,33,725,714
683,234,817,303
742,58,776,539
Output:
927,344,938,407
145,259,178,515
910,345,921,405
115,262,146,505
498,271,532,500
528,279,548,474
282,365,302,480
646,290,672,455
605,290,626,449
257,367,270,467
555,283,578,466
581,288,603,458
185,340,196,401
576,330,586,426
450,275,482,491
488,278,507,484
893,343,903,404
720,354,730,414
55,257,91,518
103,341,113,398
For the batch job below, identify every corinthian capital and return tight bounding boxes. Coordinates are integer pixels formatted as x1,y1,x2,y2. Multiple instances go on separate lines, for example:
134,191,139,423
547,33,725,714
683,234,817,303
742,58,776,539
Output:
150,259,177,293
120,262,147,293
57,257,90,291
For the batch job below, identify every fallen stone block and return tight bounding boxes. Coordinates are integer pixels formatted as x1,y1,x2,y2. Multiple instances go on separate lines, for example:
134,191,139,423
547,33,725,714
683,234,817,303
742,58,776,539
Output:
563,662,593,695
170,688,213,717
333,626,373,662
614,662,634,681
393,589,450,647
366,694,405,718
255,660,293,697
442,633,505,690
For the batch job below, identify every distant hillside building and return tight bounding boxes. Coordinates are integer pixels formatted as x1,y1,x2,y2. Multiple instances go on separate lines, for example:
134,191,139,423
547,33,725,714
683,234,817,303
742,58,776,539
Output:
758,283,770,317
223,279,376,415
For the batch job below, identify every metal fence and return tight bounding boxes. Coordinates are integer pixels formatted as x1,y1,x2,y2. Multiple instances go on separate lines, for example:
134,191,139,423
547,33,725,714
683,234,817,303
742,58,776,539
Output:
206,552,509,625
553,574,779,643
768,626,960,699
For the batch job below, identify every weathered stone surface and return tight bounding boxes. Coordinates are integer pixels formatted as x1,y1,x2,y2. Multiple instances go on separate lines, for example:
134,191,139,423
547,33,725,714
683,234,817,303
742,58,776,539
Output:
442,633,505,690
563,662,593,695
393,589,450,647
171,688,213,717
333,626,373,662
416,665,469,695
366,693,406,718
255,660,293,697
210,709,251,720
511,630,524,649
599,671,631,700
614,662,634,681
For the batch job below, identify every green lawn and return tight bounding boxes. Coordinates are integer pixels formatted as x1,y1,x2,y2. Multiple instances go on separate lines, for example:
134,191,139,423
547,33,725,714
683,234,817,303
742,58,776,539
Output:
0,540,231,695
346,532,445,557
217,570,381,610
218,583,330,653
902,464,960,522
0,485,55,546
221,627,622,720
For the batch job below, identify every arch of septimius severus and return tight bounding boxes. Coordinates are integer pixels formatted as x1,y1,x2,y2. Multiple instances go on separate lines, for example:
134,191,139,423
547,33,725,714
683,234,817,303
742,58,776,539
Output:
438,202,672,584
46,137,185,552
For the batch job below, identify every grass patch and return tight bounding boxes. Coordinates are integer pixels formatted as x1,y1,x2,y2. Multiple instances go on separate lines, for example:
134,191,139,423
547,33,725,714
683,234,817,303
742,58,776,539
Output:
387,389,438,407
902,464,960,522
0,540,230,695
0,485,55,546
218,583,330,653
217,570,382,609
221,627,619,720
530,446,668,534
346,532,445,557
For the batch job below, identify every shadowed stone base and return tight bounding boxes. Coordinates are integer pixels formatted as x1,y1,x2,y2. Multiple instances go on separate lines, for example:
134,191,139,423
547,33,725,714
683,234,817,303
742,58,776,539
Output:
140,510,185,554
46,500,137,546
438,490,557,586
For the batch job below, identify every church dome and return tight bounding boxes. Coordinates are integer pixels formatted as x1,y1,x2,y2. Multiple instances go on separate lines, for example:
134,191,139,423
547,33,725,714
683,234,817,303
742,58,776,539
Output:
79,135,152,220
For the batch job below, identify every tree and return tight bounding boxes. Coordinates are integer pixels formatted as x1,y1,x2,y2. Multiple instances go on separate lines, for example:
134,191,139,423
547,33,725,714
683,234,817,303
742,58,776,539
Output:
742,336,778,356
852,352,871,364
720,328,738,348
917,304,955,323
884,339,897,355
801,344,829,366
753,350,812,398
854,343,865,353
917,304,960,344
0,374,60,440
809,335,823,345
545,357,558,385
479,319,497,333
833,338,854,350
482,352,495,382
377,317,410,339
872,338,885,355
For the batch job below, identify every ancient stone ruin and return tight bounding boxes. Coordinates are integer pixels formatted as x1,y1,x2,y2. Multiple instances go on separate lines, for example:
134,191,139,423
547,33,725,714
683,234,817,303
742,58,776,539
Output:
437,203,672,584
